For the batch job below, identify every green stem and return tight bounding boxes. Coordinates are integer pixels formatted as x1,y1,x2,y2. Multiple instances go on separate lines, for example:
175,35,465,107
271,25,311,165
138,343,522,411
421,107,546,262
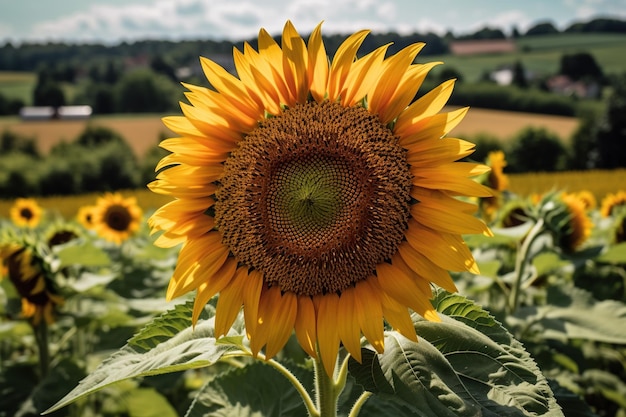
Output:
264,357,319,417
314,355,338,417
509,218,545,314
33,320,50,379
348,392,372,417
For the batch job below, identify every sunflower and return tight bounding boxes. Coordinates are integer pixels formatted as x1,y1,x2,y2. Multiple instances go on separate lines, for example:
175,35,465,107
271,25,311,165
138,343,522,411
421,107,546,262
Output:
600,190,626,218
485,150,508,192
77,205,97,230
480,150,509,222
43,221,83,248
0,242,63,325
558,193,593,252
574,190,596,211
148,21,492,376
10,198,43,228
92,193,143,244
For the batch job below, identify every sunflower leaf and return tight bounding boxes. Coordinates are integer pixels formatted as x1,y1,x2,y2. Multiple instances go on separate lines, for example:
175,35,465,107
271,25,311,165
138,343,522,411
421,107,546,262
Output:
349,291,563,417
56,241,111,268
185,361,313,417
514,286,626,344
43,310,240,414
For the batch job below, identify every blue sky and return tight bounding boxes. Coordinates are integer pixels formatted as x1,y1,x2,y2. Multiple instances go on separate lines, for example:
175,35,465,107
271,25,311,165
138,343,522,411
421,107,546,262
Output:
1,0,625,44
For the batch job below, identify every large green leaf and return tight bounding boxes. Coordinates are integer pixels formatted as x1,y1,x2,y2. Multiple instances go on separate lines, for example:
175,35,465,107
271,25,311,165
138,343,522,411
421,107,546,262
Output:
349,291,563,417
44,303,242,414
56,241,111,268
515,286,626,344
185,361,314,417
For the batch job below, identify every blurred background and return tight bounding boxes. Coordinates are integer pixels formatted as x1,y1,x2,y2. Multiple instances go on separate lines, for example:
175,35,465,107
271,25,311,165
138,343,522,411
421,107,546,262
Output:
0,0,625,201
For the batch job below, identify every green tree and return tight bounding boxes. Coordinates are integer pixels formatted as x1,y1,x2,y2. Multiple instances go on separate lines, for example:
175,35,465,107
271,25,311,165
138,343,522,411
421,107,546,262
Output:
597,73,626,168
559,52,604,82
511,60,528,88
114,69,179,113
507,126,566,172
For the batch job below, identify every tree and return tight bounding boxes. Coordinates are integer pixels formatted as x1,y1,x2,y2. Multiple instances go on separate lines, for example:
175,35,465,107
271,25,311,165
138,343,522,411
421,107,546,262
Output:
33,69,66,107
507,127,566,172
525,21,559,36
596,73,626,168
559,52,604,82
114,69,179,113
511,60,528,88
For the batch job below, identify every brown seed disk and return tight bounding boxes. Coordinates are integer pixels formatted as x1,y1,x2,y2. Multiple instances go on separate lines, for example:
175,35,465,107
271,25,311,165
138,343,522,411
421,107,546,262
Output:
215,101,412,296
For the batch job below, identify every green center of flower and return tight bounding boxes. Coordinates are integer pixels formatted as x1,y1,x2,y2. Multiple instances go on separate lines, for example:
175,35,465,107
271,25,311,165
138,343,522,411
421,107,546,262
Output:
216,101,412,296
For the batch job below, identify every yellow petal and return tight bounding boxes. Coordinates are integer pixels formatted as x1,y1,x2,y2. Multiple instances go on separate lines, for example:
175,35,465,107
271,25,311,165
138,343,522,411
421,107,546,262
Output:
336,287,361,362
256,287,298,359
243,270,263,341
327,29,370,101
307,22,329,103
295,296,318,358
281,20,309,104
395,79,457,134
316,293,341,377
399,107,468,146
214,267,248,337
341,43,389,106
396,242,457,293
192,258,238,324
354,279,384,354
166,232,229,300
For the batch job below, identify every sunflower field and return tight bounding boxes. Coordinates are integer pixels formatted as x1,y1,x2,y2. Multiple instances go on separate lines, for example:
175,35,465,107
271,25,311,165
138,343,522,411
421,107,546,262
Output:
2,21,626,417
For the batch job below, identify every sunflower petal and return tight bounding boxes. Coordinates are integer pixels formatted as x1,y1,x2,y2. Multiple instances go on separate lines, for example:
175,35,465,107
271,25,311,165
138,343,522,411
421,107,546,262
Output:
316,293,341,377
295,296,318,358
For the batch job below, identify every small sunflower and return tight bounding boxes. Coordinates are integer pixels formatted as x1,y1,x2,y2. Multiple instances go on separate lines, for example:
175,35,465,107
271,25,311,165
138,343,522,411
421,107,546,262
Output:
480,150,509,223
0,241,63,325
485,150,509,192
558,193,593,252
149,21,492,376
77,205,97,230
92,193,143,244
574,190,596,211
600,190,626,218
43,221,83,248
10,198,43,228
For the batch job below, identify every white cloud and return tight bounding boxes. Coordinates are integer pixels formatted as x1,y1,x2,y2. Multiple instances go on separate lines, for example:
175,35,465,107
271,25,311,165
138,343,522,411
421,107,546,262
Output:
466,9,532,34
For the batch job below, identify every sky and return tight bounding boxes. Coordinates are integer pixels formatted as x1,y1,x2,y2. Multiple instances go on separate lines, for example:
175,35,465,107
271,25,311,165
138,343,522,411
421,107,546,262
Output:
1,0,625,45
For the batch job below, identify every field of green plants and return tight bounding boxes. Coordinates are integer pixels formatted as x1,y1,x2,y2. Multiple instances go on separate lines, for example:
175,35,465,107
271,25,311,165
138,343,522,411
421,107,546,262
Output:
1,162,626,416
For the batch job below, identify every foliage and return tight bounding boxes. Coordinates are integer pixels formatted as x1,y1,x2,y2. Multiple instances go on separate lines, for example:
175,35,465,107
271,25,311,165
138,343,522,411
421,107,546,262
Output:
507,126,567,172
1,176,626,416
447,83,577,116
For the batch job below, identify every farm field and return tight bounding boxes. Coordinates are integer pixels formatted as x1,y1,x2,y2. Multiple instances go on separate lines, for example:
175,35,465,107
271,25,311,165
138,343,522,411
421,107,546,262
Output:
0,106,580,158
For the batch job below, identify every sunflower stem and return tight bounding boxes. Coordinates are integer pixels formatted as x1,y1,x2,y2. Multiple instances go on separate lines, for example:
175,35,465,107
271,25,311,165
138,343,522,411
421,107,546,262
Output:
348,392,372,417
33,320,50,379
264,357,318,417
314,355,340,417
509,218,545,314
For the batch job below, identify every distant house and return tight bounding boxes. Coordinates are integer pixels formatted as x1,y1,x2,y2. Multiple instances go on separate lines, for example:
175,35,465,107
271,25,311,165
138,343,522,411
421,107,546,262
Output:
449,39,516,56
19,106,56,120
545,75,601,99
19,105,93,121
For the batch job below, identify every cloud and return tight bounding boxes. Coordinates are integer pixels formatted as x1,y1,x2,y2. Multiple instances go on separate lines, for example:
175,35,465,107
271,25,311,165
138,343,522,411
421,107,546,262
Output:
465,9,533,34
24,0,410,44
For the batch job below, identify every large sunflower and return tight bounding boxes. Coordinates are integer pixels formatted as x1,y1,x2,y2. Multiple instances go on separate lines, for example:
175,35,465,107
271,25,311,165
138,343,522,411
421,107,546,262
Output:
10,198,43,228
92,193,143,244
149,21,492,376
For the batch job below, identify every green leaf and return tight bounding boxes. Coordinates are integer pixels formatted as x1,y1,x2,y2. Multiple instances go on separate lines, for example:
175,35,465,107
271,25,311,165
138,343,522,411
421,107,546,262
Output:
56,241,111,267
350,290,563,417
517,286,626,344
44,307,242,414
596,242,626,264
126,387,178,417
185,361,313,417
128,301,209,352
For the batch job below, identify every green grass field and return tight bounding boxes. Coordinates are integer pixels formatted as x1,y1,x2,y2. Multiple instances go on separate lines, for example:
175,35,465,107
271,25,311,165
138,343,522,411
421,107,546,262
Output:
424,33,626,82
0,71,36,104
